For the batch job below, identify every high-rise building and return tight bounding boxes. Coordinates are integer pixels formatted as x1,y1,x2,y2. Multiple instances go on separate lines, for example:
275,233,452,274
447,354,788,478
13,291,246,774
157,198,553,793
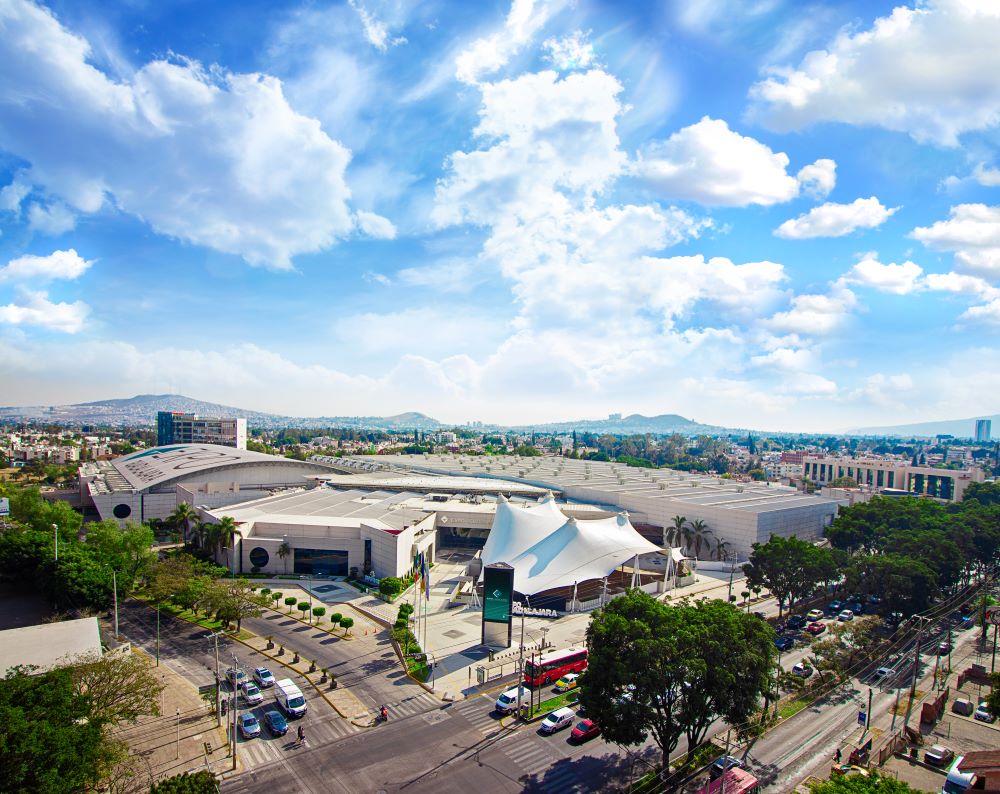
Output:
975,419,992,443
156,411,247,449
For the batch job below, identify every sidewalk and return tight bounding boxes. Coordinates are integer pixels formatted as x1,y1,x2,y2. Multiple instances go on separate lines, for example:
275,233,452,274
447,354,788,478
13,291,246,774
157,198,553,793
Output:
112,648,231,792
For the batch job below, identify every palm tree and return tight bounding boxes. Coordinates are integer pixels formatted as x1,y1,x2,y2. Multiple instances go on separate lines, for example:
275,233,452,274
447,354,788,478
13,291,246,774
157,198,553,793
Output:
713,537,731,562
215,516,240,573
687,519,712,559
168,502,197,544
277,541,292,574
665,515,687,548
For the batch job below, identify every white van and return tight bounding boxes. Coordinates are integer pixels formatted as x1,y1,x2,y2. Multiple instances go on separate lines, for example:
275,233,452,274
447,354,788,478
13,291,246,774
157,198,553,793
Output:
942,756,976,794
275,678,307,718
494,686,530,714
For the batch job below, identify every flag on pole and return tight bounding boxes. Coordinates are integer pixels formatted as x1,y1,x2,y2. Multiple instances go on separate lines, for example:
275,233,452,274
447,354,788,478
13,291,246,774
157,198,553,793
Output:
422,555,430,601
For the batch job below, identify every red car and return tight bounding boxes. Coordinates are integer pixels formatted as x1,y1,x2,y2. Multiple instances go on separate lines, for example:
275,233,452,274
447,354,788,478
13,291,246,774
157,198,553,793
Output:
570,719,600,743
805,621,826,636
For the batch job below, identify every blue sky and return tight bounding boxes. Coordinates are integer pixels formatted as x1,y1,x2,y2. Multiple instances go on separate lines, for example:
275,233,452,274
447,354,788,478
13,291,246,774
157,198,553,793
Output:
1,0,999,431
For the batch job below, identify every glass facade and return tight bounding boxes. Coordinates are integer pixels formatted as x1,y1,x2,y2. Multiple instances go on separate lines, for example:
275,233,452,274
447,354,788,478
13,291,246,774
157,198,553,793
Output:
293,548,348,576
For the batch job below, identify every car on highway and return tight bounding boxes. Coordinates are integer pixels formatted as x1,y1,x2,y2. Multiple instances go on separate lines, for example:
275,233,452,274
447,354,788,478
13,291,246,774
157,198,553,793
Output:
554,673,580,692
805,621,827,636
253,667,276,688
774,636,794,652
263,709,288,736
570,719,600,743
226,667,247,686
872,666,896,683
925,745,954,767
806,609,825,622
540,707,576,734
975,702,995,722
826,600,844,615
240,681,264,705
709,755,744,779
791,662,813,678
838,609,855,622
786,614,807,630
238,712,261,739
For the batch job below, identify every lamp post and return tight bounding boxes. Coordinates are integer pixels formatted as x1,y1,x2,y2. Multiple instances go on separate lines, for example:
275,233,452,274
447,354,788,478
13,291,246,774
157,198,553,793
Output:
175,708,180,759
52,523,58,562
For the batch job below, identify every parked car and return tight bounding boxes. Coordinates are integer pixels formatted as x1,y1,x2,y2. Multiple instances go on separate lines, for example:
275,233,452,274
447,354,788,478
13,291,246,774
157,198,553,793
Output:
925,745,954,767
540,707,576,734
885,612,905,627
253,667,276,688
554,673,580,692
238,712,261,739
570,719,600,743
872,666,896,683
791,662,813,678
806,621,827,636
226,667,246,686
847,601,866,615
786,615,807,630
709,755,744,780
838,609,855,622
774,636,794,652
826,600,843,615
263,709,288,736
975,702,995,722
240,681,264,705
938,641,952,655
806,609,825,622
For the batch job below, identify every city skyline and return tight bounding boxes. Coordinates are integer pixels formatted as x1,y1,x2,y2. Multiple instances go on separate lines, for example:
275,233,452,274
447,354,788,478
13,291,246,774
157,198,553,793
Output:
1,0,999,431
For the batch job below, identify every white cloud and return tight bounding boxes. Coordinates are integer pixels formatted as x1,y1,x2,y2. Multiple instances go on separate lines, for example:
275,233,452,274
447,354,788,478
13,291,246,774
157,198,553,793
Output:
775,197,898,239
911,204,1000,275
0,249,93,282
795,158,836,198
0,177,29,212
973,163,1000,187
959,299,1000,325
923,271,1000,300
749,0,1000,146
782,373,838,396
333,307,507,359
0,290,89,332
26,201,76,235
672,0,780,37
765,285,857,335
750,346,815,371
354,210,397,239
396,259,485,293
841,254,922,295
455,0,563,85
0,0,370,268
542,31,596,71
634,117,829,207
347,0,406,51
849,373,915,407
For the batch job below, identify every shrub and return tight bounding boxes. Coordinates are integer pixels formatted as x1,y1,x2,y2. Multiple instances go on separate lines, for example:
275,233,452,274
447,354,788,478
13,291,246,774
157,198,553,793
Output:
283,596,297,612
329,612,342,626
379,577,403,597
340,616,353,634
270,592,282,607
297,603,310,617
260,587,271,596
312,606,326,620
150,770,220,793
398,603,414,618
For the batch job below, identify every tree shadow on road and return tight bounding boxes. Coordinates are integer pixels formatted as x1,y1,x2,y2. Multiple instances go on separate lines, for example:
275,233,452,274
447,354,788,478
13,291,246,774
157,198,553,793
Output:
520,746,658,793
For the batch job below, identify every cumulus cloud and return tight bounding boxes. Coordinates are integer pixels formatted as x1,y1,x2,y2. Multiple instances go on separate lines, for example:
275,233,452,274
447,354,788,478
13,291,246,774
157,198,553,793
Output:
0,177,29,212
0,0,369,268
923,271,1000,300
543,31,596,71
455,0,563,84
959,299,1000,325
27,201,76,235
841,254,922,295
634,117,830,207
0,290,89,332
973,163,1000,187
0,249,93,282
354,210,397,239
765,285,857,335
796,158,836,198
775,197,898,239
749,0,1000,146
911,204,1000,275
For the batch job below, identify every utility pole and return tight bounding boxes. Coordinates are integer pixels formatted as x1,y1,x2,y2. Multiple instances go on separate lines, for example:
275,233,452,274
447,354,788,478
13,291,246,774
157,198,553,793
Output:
866,687,873,729
517,611,526,720
213,633,222,727
52,523,58,562
720,729,732,794
905,618,926,730
175,707,181,760
156,600,161,666
231,653,239,771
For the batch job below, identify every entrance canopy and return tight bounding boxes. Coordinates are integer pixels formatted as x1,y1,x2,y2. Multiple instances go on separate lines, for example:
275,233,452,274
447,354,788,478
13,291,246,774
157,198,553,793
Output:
481,494,661,595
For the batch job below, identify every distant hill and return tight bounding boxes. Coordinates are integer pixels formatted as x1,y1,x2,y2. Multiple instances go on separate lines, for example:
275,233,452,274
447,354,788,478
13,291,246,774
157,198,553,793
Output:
517,413,725,435
851,414,1000,439
0,394,444,432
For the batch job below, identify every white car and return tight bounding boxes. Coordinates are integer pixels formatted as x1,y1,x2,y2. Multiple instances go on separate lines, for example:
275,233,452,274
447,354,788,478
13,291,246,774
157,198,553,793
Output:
252,667,275,688
806,609,824,622
975,702,995,722
494,687,530,714
241,681,264,705
837,609,854,622
540,706,575,734
791,662,813,678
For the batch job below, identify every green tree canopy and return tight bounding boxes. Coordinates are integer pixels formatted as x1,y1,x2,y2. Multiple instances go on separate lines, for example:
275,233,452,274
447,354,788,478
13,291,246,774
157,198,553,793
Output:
808,771,923,793
743,535,836,616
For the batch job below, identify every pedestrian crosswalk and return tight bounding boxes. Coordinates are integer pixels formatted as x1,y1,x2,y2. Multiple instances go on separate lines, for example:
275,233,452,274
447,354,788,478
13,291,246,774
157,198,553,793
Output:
385,690,442,720
236,713,360,769
501,733,585,793
448,695,506,735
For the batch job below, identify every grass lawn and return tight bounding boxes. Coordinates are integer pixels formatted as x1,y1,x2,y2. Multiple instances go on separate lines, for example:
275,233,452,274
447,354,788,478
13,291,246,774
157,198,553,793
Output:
533,688,580,716
779,698,811,719
155,601,254,640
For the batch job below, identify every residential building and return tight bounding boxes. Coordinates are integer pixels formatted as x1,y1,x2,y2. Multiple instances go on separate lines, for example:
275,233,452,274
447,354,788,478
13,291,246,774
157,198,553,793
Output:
156,411,247,449
802,454,984,501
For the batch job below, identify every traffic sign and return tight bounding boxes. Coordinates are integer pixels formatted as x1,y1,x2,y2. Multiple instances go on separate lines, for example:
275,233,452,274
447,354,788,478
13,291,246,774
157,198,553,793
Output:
858,710,867,726
985,606,1000,626
0,497,8,516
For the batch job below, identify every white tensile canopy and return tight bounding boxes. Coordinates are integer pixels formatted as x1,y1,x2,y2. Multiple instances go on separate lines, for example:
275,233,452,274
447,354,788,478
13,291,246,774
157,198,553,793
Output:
481,493,662,595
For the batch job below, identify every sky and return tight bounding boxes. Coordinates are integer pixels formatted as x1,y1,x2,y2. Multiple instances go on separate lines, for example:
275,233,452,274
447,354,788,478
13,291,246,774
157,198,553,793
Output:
1,0,999,432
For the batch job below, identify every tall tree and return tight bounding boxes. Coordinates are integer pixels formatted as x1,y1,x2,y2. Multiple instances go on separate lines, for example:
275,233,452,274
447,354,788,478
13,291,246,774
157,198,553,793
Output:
743,535,836,617
205,578,270,632
168,502,197,544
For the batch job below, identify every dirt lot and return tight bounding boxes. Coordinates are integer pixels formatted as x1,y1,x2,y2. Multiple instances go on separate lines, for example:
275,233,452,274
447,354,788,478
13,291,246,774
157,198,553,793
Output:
881,755,946,792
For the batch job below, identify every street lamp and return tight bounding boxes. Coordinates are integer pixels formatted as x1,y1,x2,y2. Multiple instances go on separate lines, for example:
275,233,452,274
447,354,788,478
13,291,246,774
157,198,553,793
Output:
52,523,58,562
175,708,180,759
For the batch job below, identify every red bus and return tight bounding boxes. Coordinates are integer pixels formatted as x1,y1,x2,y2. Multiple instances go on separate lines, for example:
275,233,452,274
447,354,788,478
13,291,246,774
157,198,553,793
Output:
695,769,760,794
523,648,588,686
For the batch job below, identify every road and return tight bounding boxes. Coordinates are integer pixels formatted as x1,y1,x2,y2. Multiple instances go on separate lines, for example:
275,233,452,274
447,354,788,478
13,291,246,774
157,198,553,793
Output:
223,692,658,794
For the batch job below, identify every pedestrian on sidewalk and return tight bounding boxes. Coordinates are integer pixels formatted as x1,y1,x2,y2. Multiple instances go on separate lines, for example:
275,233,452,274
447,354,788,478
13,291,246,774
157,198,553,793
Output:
834,748,842,763
297,725,305,745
